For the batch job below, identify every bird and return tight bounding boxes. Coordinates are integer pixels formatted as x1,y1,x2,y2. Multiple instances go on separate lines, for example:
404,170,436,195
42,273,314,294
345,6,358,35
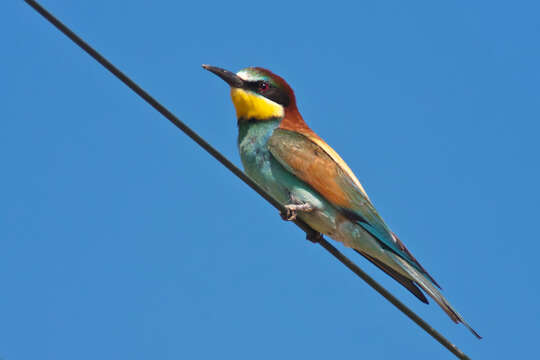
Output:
202,64,481,339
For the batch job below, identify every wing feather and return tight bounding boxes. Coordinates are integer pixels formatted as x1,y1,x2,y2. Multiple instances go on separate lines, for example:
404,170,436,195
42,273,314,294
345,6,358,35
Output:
267,128,438,285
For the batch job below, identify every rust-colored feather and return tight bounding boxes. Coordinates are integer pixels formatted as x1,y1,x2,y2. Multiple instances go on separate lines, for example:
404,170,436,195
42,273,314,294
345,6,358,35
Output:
267,128,357,208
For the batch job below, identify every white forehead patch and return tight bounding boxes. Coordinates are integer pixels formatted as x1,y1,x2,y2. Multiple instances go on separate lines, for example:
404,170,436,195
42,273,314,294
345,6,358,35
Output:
236,70,260,81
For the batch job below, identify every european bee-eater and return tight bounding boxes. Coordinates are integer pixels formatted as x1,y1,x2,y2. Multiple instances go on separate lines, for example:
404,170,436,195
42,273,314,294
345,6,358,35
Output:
202,64,480,339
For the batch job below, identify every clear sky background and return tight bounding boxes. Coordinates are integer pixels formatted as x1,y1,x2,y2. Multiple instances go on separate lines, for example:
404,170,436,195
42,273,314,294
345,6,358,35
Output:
2,1,539,359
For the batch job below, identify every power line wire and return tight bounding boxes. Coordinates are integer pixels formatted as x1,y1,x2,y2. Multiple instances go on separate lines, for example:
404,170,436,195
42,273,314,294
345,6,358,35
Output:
23,1,472,359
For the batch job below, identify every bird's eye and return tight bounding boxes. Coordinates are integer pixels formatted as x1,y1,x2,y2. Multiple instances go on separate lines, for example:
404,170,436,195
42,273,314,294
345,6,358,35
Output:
258,81,269,92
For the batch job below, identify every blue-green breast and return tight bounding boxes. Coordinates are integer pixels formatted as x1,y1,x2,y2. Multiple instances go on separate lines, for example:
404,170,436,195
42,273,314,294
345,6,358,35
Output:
237,119,293,205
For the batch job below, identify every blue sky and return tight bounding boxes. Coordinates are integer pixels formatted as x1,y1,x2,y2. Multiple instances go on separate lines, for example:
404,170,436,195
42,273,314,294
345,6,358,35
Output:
2,1,539,359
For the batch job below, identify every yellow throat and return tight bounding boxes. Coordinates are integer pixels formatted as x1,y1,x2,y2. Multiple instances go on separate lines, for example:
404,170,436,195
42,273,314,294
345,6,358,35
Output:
230,88,284,121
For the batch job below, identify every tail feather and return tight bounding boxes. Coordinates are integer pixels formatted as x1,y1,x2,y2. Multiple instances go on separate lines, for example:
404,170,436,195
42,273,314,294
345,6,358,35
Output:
354,249,429,304
390,232,441,289
392,254,482,339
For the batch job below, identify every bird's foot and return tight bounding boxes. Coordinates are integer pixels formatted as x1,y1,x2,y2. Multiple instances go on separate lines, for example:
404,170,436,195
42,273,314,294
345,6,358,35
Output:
306,231,323,243
280,203,314,221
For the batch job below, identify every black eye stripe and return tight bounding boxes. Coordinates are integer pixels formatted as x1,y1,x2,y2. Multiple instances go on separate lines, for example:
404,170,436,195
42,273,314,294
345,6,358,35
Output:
244,80,267,92
243,80,290,107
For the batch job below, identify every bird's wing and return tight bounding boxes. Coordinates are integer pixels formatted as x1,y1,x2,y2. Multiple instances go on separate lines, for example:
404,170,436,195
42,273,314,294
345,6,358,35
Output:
267,128,438,285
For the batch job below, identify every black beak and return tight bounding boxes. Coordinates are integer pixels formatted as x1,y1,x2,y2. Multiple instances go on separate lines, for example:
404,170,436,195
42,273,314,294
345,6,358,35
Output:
202,64,244,88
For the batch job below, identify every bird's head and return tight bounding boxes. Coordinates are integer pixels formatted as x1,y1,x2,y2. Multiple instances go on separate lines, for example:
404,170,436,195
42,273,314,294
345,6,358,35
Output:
203,65,297,123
